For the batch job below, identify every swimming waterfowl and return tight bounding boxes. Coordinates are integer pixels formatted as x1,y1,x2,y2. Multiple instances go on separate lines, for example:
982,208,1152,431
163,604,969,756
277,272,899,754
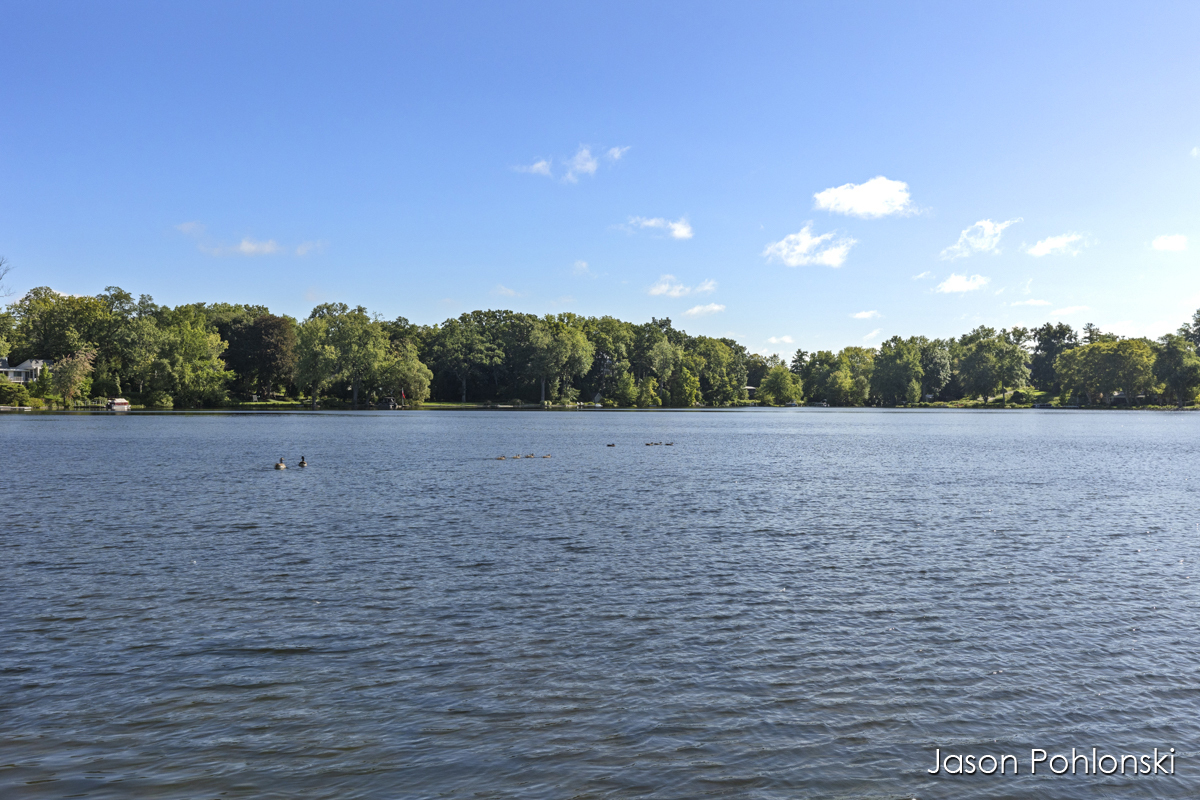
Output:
606,444,615,447
299,456,308,467
542,454,551,458
497,456,506,460
275,458,286,470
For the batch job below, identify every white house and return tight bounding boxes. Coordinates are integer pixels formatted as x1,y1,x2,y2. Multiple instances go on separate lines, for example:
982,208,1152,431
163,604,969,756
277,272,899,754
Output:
0,358,49,384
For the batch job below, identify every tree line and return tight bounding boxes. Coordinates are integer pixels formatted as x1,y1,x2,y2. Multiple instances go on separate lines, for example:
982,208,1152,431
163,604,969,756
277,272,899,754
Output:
2,283,1200,409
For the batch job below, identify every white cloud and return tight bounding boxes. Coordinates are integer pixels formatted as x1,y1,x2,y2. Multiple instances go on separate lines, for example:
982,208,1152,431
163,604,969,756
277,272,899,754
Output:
1026,232,1084,257
563,146,598,183
862,328,882,341
852,310,880,319
647,274,716,297
494,284,519,297
1010,299,1051,306
762,223,856,267
1153,234,1187,252
912,271,932,280
767,335,794,344
935,273,990,293
606,146,630,160
1192,146,1199,158
813,176,914,218
515,159,553,177
631,216,694,239
177,222,302,257
684,303,725,316
941,219,1020,259
236,238,280,255
1051,305,1089,316
572,260,593,277
295,240,326,256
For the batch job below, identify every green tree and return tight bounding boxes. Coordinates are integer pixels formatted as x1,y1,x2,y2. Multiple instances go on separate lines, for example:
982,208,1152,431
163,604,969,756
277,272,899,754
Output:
1155,334,1200,407
665,365,702,407
309,304,390,409
51,346,97,405
154,309,232,406
1030,322,1077,392
612,369,637,407
8,287,113,364
377,339,434,405
758,364,802,405
871,336,923,405
296,316,338,408
431,314,504,403
916,338,951,399
823,347,873,406
635,375,661,407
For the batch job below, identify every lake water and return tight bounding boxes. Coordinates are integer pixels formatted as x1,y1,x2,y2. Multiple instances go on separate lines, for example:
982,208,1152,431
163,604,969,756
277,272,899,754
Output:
3,408,1199,799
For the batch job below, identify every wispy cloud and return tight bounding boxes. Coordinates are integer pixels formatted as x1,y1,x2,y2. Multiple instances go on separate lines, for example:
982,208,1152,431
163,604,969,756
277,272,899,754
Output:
1026,232,1084,257
763,223,855,267
1153,234,1187,252
862,328,882,341
767,335,794,344
563,146,598,183
516,144,628,182
935,273,990,293
572,260,593,277
235,238,280,255
177,222,287,257
514,159,553,177
1051,305,1089,316
813,176,914,218
941,219,1020,259
295,240,326,256
852,310,880,319
684,303,725,317
1010,299,1051,306
647,274,716,297
631,216,694,239
912,271,932,280
1192,146,1199,158
494,284,520,297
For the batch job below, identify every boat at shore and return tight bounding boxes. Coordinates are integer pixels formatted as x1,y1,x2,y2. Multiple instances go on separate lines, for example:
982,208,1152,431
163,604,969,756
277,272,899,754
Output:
107,398,130,411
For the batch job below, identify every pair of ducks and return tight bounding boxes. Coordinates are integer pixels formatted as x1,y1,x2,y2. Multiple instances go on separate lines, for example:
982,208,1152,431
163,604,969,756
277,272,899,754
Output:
496,454,551,460
275,456,307,470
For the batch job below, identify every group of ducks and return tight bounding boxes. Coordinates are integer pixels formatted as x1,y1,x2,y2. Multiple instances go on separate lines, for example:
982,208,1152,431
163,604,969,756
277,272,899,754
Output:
275,456,307,470
605,442,674,446
497,454,552,460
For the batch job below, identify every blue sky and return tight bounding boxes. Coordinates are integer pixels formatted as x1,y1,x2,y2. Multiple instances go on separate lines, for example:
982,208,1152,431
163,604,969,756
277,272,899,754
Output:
2,1,1198,355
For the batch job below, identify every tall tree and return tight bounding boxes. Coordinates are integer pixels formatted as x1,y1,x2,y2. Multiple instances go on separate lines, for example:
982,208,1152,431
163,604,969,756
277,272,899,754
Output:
296,316,338,409
1030,322,1077,392
1155,334,1200,407
51,346,97,405
871,336,923,406
431,315,503,403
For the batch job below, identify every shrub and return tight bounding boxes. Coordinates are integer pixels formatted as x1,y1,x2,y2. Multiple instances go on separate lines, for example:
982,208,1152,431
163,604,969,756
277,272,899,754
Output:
0,380,31,406
146,391,174,408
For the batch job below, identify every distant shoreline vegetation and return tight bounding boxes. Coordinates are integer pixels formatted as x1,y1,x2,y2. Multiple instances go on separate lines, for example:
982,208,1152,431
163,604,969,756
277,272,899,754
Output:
3,285,1200,411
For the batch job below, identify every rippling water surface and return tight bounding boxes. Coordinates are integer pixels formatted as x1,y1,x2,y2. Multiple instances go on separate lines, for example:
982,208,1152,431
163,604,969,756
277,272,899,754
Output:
3,409,1200,799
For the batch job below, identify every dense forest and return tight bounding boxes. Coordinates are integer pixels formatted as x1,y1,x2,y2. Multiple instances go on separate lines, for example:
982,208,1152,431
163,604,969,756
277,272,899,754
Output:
3,283,1200,410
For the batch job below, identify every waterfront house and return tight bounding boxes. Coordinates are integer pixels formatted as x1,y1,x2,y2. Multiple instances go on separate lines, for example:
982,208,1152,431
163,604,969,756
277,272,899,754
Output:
0,358,48,384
